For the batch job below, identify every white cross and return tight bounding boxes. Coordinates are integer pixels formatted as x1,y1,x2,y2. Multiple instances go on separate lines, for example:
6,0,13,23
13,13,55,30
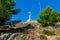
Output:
28,11,32,20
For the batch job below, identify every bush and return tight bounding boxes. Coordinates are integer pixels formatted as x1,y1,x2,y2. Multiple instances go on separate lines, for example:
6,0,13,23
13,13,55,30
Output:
37,6,60,27
54,25,59,28
43,30,55,35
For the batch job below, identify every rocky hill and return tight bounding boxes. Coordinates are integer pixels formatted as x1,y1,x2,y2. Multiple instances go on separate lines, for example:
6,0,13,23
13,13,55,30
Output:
0,21,60,40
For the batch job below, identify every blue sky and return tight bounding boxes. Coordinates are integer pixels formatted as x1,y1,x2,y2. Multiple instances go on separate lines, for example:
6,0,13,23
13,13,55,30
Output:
11,0,60,22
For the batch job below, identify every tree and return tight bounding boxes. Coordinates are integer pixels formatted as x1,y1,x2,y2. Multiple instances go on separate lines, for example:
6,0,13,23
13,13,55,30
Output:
0,0,20,25
37,6,60,27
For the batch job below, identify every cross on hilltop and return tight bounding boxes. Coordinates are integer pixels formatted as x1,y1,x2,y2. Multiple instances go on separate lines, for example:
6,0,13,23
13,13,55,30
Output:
27,11,32,22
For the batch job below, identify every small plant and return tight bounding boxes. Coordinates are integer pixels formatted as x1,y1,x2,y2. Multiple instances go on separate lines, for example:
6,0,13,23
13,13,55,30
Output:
54,25,59,28
43,30,55,35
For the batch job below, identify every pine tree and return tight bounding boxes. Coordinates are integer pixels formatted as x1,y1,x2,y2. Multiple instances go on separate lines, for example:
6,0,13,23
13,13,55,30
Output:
37,6,60,27
0,0,20,25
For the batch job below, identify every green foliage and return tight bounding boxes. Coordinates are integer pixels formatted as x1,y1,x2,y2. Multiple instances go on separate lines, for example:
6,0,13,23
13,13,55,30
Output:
0,0,20,25
37,6,60,27
43,30,55,35
54,25,59,28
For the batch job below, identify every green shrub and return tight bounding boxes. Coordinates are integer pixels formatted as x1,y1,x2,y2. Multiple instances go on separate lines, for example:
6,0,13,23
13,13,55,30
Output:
37,6,60,27
54,25,59,28
43,30,55,35
54,26,58,28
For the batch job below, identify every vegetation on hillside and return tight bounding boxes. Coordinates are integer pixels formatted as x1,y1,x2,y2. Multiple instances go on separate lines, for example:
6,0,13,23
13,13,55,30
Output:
0,0,20,25
37,6,60,27
0,0,60,39
43,30,55,35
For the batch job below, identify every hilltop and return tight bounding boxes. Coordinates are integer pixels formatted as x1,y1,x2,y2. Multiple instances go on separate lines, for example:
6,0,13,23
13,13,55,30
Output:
0,20,60,40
